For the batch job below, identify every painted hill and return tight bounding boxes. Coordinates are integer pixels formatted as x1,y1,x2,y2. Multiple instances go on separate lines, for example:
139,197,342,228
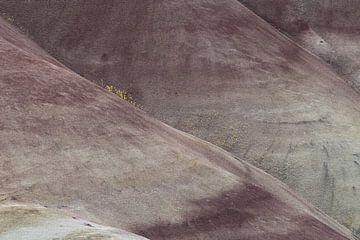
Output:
1,0,360,233
0,16,356,239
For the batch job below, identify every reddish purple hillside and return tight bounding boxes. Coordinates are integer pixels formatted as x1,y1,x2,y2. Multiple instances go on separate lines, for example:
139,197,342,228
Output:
0,16,356,239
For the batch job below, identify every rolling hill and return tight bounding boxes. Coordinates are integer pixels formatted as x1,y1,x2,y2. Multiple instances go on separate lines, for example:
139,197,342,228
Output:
0,15,356,239
1,0,360,236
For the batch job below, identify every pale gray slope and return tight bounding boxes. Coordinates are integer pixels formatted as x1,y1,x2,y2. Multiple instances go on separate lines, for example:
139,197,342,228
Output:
0,203,148,240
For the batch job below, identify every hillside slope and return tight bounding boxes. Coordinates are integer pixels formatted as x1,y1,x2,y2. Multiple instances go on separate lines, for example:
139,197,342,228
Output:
239,0,360,91
0,16,356,240
1,0,360,234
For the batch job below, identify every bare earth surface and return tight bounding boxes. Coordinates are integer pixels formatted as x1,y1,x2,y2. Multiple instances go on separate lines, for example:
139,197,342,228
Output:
0,16,356,239
1,0,360,233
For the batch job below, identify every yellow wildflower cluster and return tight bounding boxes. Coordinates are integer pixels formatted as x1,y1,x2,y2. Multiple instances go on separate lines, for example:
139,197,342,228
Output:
105,84,141,108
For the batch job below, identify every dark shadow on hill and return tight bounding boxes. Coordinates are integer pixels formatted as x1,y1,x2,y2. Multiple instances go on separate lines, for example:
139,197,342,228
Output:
132,184,349,240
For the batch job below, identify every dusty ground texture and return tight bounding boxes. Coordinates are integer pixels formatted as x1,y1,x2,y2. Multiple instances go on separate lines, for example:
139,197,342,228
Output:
239,0,360,91
0,15,357,239
1,0,360,234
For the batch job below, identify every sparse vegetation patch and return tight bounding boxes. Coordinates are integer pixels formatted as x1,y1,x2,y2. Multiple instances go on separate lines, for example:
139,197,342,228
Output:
105,84,141,108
